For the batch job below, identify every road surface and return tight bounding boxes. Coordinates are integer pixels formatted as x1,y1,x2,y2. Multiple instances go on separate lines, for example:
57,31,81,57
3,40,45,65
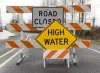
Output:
0,33,100,73
0,41,100,73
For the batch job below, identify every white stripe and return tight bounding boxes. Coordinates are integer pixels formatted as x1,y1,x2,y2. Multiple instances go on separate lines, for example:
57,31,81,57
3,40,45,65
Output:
6,41,21,48
19,24,29,31
0,50,20,68
6,42,12,48
75,41,87,48
20,6,31,13
64,6,74,13
66,23,75,30
0,49,15,59
79,23,90,30
30,41,42,48
51,50,63,59
63,51,69,59
43,50,51,59
14,41,22,47
90,48,100,54
80,5,91,12
7,6,16,13
37,28,44,30
6,24,15,31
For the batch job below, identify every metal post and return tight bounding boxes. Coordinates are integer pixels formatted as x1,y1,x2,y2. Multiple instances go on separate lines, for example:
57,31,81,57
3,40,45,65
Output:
64,11,70,68
43,15,46,68
71,0,77,65
72,31,77,65
67,58,70,68
43,59,46,68
16,14,26,65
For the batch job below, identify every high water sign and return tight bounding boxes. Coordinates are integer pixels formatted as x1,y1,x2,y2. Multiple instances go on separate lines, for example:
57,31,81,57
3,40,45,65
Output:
35,20,77,50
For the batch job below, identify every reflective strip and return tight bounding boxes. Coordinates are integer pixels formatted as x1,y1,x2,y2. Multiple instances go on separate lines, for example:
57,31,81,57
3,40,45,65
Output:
43,50,69,59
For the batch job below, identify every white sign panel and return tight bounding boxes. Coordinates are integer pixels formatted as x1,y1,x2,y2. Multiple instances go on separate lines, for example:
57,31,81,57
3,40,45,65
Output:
32,7,64,28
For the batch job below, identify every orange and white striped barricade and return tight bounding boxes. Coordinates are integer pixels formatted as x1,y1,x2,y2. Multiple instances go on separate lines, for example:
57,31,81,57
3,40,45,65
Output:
5,39,90,67
44,22,91,30
6,5,91,13
6,6,32,13
6,22,91,31
66,22,91,30
62,4,91,65
6,23,44,31
6,40,90,49
57,5,91,12
43,50,70,68
6,5,91,67
6,5,91,31
72,40,90,49
66,5,91,65
6,40,41,49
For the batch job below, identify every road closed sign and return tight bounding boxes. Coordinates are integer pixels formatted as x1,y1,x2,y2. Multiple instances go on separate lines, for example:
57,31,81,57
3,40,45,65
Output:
32,7,64,27
36,20,77,50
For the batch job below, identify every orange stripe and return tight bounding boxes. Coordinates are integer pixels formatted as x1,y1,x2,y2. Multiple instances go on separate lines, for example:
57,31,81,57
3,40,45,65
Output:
11,6,24,13
72,5,84,12
87,5,91,9
45,50,57,58
57,50,69,59
6,41,20,48
71,43,79,48
11,24,22,31
25,24,37,31
70,23,83,30
85,23,91,28
21,40,34,48
82,40,90,48
56,6,69,12
26,6,32,12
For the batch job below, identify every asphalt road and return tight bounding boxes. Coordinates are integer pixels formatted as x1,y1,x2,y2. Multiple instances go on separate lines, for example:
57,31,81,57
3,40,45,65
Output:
0,33,100,73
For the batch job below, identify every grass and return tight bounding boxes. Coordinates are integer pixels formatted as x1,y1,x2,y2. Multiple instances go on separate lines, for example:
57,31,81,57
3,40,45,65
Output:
91,40,100,45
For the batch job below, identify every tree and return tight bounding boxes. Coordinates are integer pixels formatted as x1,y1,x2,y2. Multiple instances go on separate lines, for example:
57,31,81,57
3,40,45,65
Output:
42,0,58,6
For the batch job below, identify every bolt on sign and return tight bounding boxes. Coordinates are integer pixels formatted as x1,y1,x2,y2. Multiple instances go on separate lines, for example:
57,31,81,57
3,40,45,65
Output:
36,20,77,50
32,7,64,28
